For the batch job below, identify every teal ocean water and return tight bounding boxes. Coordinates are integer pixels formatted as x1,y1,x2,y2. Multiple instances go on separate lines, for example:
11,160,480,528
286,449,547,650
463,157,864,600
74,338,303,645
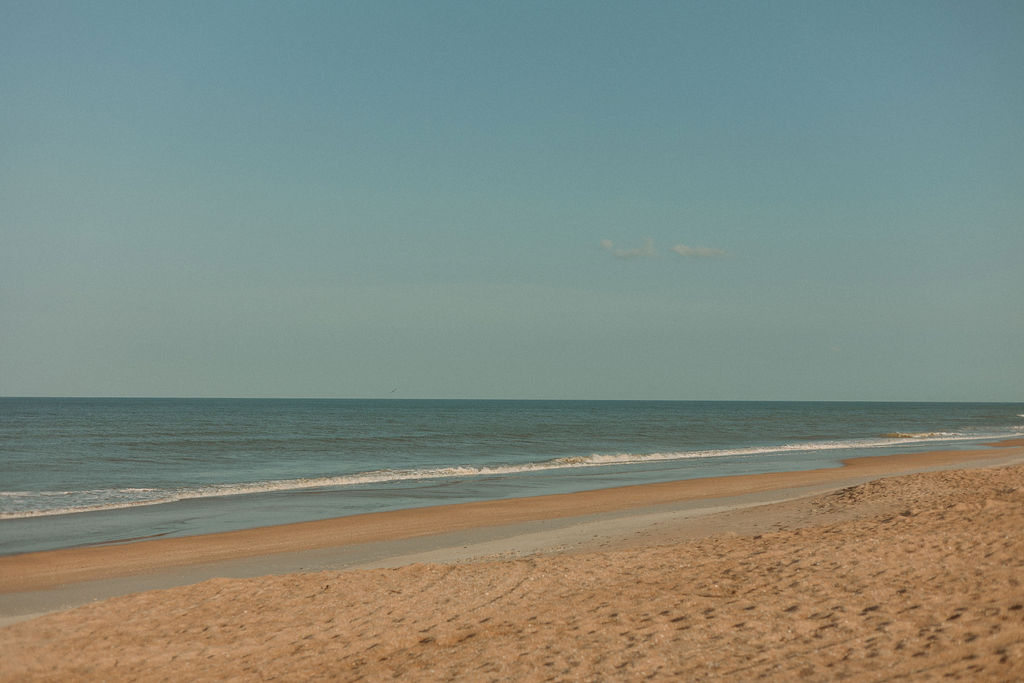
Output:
1,399,1022,555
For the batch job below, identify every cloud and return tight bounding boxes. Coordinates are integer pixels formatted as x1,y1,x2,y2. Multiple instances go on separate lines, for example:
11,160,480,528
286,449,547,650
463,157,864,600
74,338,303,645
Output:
601,237,656,259
670,243,727,258
601,238,728,261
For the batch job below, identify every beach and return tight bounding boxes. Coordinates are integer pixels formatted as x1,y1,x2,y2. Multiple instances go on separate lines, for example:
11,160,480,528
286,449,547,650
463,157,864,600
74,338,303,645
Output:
2,441,1023,680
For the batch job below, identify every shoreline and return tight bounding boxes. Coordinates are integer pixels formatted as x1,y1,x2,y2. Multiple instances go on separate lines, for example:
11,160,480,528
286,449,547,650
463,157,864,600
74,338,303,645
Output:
3,442,1023,678
2,440,1022,628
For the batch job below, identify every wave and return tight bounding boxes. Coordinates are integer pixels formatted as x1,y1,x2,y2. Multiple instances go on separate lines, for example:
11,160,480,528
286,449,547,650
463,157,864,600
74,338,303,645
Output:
2,429,1021,520
879,432,958,439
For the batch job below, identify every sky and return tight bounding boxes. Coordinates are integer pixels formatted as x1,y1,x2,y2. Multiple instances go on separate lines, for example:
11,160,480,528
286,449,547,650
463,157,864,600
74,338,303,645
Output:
2,1,1022,401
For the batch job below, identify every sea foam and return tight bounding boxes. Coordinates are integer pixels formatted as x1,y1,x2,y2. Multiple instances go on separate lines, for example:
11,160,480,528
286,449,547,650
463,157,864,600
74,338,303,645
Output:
2,429,1017,520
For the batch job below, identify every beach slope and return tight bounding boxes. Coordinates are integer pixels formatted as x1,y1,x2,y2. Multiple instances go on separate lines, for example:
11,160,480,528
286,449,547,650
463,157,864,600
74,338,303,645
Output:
2,447,1023,679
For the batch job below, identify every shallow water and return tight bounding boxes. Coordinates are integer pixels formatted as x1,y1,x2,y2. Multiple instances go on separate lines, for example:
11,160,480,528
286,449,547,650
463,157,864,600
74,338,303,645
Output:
2,398,1021,554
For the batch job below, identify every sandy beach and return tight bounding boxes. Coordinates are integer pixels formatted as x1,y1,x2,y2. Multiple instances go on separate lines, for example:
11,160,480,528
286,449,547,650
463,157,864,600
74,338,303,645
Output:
2,442,1023,680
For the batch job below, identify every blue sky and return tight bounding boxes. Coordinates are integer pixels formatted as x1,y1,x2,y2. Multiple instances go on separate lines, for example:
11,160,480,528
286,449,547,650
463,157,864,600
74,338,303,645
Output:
2,1,1022,400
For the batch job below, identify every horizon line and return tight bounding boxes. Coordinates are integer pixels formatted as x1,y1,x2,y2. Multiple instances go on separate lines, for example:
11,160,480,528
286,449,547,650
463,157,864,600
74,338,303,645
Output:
1,396,1020,404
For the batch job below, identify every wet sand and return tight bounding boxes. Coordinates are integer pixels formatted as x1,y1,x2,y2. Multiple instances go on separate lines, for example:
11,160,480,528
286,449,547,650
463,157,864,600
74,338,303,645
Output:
2,442,1023,680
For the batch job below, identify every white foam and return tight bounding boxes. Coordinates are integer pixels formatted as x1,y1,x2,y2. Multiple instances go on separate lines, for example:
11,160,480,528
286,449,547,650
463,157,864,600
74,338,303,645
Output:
3,429,1021,520
879,432,958,439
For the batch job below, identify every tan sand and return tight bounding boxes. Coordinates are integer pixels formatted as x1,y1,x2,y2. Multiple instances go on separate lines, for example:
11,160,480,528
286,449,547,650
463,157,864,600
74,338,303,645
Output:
2,444,1023,680
2,444,1021,595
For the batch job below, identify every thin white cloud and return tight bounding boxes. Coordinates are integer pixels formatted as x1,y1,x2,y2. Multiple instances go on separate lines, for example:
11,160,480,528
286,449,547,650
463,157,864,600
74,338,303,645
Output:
601,237,656,259
670,243,727,258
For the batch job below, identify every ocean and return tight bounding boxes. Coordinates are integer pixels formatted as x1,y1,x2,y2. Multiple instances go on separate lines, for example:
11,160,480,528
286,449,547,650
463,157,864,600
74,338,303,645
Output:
1,398,1022,555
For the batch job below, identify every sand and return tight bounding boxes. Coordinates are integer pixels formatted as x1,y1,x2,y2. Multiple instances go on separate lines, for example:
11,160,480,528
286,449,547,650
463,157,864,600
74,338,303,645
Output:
2,442,1023,680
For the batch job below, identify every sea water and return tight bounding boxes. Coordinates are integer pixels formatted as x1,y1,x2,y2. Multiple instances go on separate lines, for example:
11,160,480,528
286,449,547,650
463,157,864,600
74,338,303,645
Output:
1,398,1021,555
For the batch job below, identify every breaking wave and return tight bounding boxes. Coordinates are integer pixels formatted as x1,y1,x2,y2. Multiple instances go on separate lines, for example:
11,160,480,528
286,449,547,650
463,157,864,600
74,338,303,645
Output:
3,428,1020,520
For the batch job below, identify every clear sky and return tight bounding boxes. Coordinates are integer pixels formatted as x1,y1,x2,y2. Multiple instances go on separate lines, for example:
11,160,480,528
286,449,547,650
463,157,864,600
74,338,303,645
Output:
2,1,1022,401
